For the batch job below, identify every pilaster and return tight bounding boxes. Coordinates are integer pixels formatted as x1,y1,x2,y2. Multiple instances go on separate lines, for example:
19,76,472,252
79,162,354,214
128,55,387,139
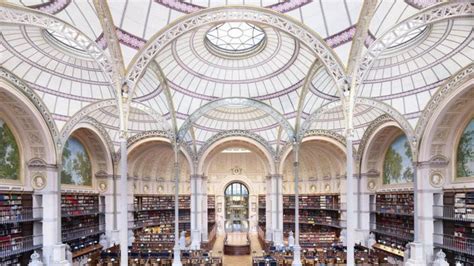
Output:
190,174,204,249
265,175,273,241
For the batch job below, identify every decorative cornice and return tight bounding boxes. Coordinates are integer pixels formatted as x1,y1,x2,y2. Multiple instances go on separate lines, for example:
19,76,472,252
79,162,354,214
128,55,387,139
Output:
27,158,57,169
417,155,449,169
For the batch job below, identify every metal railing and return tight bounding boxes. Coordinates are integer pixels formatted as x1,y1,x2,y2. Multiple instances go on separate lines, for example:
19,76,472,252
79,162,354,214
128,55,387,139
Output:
0,208,43,223
370,204,413,216
0,235,43,257
370,223,413,241
62,224,105,242
433,233,474,256
61,204,105,217
433,205,474,222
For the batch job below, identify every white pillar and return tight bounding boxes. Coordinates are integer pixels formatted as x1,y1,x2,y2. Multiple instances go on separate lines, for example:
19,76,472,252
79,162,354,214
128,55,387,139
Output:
42,164,69,265
102,172,116,247
355,173,371,245
272,174,283,246
191,174,203,249
265,175,273,241
292,143,302,266
346,132,355,266
172,149,182,266
119,138,128,266
201,176,209,242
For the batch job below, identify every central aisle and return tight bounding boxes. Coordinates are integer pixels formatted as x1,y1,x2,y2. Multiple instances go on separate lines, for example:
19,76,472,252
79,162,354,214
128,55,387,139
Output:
212,234,264,266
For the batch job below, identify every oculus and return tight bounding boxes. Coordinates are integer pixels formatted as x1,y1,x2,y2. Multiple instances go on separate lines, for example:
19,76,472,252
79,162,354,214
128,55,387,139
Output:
205,22,265,55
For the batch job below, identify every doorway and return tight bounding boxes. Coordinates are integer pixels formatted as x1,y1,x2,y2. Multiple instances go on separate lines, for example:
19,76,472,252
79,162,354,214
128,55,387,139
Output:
224,182,249,232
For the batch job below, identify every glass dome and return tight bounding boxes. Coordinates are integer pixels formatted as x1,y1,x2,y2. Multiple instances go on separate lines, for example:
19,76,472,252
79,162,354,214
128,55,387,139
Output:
205,22,266,55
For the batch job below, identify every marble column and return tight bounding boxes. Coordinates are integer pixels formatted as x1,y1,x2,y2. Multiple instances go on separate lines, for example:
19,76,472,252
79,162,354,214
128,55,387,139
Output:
292,143,302,266
119,138,128,266
190,174,203,249
201,176,209,242
265,175,273,241
346,133,355,266
271,174,283,246
42,164,69,265
355,172,373,246
172,152,182,266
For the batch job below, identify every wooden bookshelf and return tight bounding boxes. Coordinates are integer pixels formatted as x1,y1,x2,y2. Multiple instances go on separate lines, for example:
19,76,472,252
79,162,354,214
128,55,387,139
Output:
433,190,474,265
208,195,215,234
132,195,191,250
0,191,40,265
61,193,104,260
283,194,341,248
371,192,414,253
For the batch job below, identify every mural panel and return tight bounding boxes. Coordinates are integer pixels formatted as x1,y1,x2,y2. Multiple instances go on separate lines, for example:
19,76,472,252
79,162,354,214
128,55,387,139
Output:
457,119,474,178
61,137,92,186
0,119,20,180
383,135,413,184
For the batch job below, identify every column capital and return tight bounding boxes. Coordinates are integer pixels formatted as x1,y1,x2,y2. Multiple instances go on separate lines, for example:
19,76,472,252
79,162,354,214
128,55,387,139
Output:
190,174,204,180
269,174,283,179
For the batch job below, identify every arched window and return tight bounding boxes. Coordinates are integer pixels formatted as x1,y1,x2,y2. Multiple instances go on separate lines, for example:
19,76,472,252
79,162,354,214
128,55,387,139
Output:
0,118,20,180
225,182,249,196
456,119,474,178
61,136,92,186
224,182,249,232
383,134,413,184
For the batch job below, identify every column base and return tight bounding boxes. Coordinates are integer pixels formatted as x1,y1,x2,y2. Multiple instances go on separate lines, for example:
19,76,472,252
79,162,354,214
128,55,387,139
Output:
292,245,302,266
273,229,283,247
51,244,71,266
190,230,201,250
172,244,182,266
405,242,426,266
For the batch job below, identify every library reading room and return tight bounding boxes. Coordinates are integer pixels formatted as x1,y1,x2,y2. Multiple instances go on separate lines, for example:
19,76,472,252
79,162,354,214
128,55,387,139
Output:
0,1,473,265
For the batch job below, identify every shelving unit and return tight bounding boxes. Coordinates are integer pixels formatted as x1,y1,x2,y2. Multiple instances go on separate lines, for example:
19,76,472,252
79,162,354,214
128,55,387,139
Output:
433,190,474,265
283,194,341,248
370,192,414,258
0,191,42,265
208,195,215,234
258,195,265,231
131,195,191,250
61,193,105,260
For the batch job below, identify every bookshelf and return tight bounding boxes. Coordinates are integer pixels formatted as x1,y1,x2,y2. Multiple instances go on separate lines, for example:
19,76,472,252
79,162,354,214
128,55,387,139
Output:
208,195,215,234
132,195,191,250
283,194,341,248
61,193,105,259
370,192,414,257
258,195,265,231
0,192,41,265
433,190,474,265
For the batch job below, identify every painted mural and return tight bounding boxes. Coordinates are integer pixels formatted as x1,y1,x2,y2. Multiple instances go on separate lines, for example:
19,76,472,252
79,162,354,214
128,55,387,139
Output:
0,119,20,180
457,119,474,178
383,135,413,184
61,137,92,186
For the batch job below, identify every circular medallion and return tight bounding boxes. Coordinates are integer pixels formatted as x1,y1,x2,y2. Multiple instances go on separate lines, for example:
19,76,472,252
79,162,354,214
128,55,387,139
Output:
31,175,46,190
98,182,107,192
324,183,330,192
143,185,149,193
367,180,376,191
429,172,444,187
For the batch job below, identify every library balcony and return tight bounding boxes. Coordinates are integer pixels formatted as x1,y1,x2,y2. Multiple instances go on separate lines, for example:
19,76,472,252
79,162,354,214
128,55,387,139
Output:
0,235,43,258
433,205,474,222
370,204,413,216
62,224,106,242
61,204,106,217
434,233,474,256
0,207,43,224
370,223,413,242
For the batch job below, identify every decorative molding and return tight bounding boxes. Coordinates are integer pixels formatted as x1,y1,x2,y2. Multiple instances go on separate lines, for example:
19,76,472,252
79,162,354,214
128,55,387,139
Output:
94,170,110,179
429,171,444,188
27,158,56,170
126,130,171,148
31,174,46,190
356,114,394,166
417,155,449,169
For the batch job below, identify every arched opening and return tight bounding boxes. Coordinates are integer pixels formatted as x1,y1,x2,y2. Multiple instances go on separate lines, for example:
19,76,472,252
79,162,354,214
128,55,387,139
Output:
0,118,21,181
224,182,250,232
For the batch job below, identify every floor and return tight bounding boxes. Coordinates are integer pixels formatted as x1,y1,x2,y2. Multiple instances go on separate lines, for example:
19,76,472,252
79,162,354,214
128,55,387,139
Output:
211,234,264,266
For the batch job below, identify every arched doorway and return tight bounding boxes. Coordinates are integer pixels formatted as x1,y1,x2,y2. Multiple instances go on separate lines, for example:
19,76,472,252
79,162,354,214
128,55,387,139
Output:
224,182,249,232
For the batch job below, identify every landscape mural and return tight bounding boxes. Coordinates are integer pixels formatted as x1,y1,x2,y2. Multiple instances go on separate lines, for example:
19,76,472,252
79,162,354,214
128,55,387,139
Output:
457,119,474,178
383,135,413,184
61,137,92,186
0,118,20,180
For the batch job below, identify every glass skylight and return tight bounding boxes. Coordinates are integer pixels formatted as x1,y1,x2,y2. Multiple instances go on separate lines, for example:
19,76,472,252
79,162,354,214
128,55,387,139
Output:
205,22,265,54
387,26,428,49
45,29,85,51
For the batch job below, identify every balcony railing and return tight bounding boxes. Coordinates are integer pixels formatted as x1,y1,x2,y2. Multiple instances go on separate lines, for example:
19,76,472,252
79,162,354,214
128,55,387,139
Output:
0,235,43,257
370,204,413,216
61,205,105,217
62,224,105,242
433,233,474,256
433,205,474,222
0,208,43,224
370,223,413,242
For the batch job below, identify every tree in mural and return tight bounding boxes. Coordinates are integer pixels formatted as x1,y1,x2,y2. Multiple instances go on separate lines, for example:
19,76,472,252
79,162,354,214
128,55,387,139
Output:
403,138,414,182
383,146,403,184
0,119,20,180
457,120,474,178
61,137,92,186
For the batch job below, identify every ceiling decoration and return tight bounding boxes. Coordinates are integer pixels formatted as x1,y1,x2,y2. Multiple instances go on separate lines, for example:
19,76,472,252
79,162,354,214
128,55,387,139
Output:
205,22,266,54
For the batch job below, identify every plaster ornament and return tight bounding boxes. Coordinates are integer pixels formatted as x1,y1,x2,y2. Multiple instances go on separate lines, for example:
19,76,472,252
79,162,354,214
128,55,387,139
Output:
31,175,46,190
157,185,164,193
430,172,444,187
231,166,242,175
98,182,107,192
324,183,330,192
144,185,149,193
367,180,376,191
28,251,43,266
310,185,316,192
